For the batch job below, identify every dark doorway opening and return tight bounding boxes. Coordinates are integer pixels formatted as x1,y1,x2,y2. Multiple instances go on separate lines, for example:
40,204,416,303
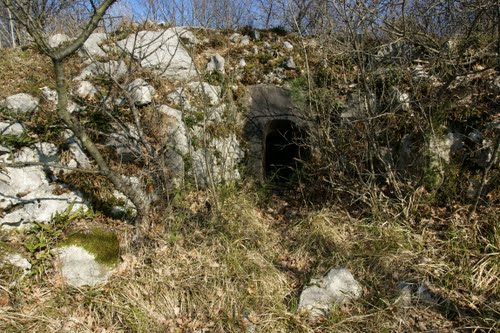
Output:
264,120,305,182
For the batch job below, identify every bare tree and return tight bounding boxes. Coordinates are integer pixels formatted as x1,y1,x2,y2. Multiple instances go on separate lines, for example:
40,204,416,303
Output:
1,0,150,221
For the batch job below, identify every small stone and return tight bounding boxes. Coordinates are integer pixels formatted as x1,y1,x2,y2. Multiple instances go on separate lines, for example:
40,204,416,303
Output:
76,81,98,99
127,78,155,106
238,59,247,68
79,32,107,58
177,29,199,45
283,41,293,50
283,57,296,69
249,30,260,41
298,268,362,317
0,122,24,136
4,254,31,272
240,36,250,45
229,33,241,43
56,245,115,287
206,54,225,74
40,86,58,103
1,93,39,114
49,33,71,48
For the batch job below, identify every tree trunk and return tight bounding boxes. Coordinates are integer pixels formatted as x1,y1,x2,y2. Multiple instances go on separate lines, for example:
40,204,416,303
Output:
52,59,150,222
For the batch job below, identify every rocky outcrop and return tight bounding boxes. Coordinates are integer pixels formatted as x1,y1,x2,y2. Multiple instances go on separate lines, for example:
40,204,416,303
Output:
117,29,197,81
0,143,88,228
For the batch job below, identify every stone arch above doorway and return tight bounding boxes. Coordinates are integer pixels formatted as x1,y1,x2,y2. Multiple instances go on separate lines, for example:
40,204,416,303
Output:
244,85,309,182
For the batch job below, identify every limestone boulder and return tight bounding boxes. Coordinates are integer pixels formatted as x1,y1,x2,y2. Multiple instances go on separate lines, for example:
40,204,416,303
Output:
117,29,196,81
0,122,24,137
79,32,107,58
158,105,189,155
105,124,142,162
56,246,113,287
187,81,221,106
298,268,362,317
0,143,87,227
76,81,98,99
191,134,243,187
1,93,39,114
49,33,71,48
74,60,128,81
127,78,155,106
206,54,225,74
62,130,92,169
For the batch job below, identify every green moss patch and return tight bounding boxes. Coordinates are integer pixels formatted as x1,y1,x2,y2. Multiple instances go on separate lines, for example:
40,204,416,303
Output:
62,228,120,267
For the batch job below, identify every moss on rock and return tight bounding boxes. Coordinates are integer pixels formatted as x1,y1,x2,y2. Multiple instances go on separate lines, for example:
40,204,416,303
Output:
62,228,120,267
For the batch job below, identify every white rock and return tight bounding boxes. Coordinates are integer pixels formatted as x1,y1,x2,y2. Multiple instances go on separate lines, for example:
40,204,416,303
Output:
105,124,141,162
39,86,80,113
63,130,91,168
74,60,128,81
0,166,46,210
206,54,225,74
79,32,107,58
298,268,362,317
283,41,293,50
1,183,87,227
167,88,192,110
0,142,87,227
109,189,137,218
4,253,31,272
76,81,98,99
117,29,196,81
56,246,113,287
40,86,58,103
238,59,247,68
187,81,221,106
158,105,189,187
191,134,243,187
283,57,296,70
158,105,189,156
240,36,250,45
49,33,71,48
0,122,24,136
229,33,241,43
127,78,155,106
175,27,199,45
13,142,59,164
2,93,39,114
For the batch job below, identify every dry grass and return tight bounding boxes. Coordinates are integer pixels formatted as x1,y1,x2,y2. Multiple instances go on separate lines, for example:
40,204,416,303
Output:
1,187,498,332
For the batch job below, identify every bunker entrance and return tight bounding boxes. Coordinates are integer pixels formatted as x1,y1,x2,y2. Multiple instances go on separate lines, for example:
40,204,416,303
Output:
264,120,305,182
